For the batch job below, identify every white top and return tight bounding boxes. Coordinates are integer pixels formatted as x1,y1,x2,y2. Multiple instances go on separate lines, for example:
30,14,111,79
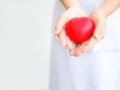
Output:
52,0,120,51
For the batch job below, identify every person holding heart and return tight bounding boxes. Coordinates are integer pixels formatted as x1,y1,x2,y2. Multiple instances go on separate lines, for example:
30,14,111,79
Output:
49,0,120,90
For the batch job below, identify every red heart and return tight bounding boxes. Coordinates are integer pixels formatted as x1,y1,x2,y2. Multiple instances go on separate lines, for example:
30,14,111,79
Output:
65,17,95,43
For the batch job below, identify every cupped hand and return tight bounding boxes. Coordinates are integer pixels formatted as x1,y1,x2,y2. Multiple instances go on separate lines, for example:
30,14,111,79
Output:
54,6,87,56
75,10,106,57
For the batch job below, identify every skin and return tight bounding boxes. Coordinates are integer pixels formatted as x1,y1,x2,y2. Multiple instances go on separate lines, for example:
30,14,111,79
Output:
54,0,120,57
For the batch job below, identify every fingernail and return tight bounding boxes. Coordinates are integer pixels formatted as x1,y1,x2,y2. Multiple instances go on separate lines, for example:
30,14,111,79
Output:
94,33,100,39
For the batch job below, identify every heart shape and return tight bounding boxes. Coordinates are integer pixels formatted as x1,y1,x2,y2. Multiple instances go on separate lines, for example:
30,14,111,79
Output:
65,17,95,43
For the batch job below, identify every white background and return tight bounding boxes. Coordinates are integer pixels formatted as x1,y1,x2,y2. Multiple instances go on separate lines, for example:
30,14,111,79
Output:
0,0,55,90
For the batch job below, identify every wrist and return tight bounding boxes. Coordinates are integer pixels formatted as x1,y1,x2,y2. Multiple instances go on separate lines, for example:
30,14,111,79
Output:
60,0,81,9
96,0,120,18
94,9,106,18
89,9,106,25
66,3,81,10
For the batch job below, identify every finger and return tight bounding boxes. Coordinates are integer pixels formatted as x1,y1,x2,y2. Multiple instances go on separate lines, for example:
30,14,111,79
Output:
79,40,90,53
82,19,105,52
66,36,76,56
58,30,67,46
83,37,97,52
93,19,106,39
66,36,73,49
54,14,69,36
74,29,104,57
74,41,88,56
83,29,105,52
69,43,76,56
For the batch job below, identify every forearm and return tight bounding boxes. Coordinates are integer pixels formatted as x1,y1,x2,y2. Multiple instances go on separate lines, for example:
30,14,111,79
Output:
97,0,120,17
60,0,81,9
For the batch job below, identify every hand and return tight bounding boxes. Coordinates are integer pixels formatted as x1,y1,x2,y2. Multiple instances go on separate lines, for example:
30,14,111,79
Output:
75,10,106,56
54,6,87,56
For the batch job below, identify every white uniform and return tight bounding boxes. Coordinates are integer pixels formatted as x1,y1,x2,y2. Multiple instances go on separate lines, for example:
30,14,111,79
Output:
50,0,120,90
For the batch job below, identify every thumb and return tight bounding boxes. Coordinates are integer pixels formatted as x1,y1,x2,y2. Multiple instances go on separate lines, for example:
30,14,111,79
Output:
89,11,106,40
93,19,105,39
54,14,69,36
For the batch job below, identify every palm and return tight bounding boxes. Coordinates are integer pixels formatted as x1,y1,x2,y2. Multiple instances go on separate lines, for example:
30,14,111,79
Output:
54,7,87,56
74,11,106,56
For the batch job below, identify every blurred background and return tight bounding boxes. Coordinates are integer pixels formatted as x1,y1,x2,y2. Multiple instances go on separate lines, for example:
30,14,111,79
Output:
0,0,55,90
